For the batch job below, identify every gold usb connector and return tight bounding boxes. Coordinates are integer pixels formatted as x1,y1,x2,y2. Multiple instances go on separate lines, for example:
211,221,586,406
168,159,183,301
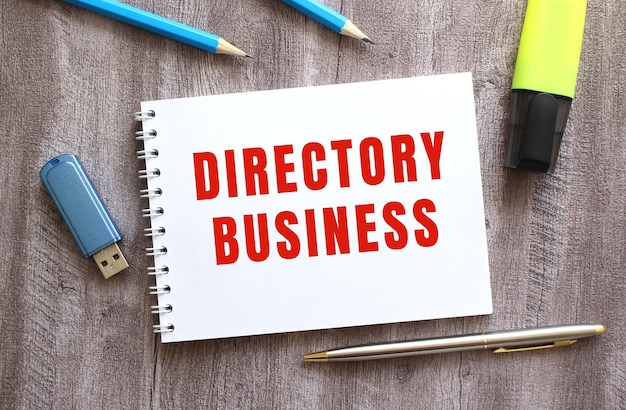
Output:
92,243,129,279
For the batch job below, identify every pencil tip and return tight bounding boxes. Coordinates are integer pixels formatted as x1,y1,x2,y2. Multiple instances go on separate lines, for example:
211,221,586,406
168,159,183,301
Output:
245,54,253,58
341,21,373,44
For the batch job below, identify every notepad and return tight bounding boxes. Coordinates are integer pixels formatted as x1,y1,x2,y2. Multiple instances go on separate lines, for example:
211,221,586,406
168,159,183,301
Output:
135,72,492,343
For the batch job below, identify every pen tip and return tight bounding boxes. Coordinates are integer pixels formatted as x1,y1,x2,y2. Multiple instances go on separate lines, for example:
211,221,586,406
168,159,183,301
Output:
595,324,606,335
303,351,328,362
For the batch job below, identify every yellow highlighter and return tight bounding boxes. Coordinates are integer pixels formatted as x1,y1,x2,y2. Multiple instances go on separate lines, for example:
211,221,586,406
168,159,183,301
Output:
504,0,587,174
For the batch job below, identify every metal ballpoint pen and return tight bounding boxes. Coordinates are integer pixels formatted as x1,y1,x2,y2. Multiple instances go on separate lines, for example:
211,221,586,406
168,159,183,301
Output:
304,324,605,362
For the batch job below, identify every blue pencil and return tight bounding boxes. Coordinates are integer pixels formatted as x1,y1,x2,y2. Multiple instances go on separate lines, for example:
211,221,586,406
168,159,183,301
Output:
62,0,250,56
282,0,373,43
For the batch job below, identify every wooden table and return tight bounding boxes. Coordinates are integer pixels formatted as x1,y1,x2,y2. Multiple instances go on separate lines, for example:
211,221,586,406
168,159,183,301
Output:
1,0,624,408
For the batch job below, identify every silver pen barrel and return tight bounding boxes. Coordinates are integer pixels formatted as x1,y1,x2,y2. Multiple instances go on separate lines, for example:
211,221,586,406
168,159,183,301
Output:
307,324,605,362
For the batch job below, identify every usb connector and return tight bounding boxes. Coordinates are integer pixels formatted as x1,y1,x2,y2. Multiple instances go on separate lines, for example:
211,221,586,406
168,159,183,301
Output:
92,243,129,278
40,154,129,278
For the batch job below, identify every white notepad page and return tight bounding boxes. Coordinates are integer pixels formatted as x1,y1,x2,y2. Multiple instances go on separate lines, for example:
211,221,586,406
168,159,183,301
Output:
138,72,492,343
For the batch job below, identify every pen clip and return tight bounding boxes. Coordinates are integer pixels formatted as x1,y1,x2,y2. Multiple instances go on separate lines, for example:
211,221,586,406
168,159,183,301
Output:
493,340,578,353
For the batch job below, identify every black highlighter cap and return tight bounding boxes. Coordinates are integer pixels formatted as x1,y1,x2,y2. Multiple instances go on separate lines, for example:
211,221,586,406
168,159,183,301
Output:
506,91,572,173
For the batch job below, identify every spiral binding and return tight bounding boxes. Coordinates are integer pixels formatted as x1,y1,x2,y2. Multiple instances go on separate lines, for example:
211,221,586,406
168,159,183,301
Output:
146,246,167,256
144,226,166,237
135,110,174,334
135,129,157,140
138,169,160,178
153,324,175,333
149,285,171,295
151,304,173,314
148,265,169,275
133,110,155,121
142,207,164,217
140,188,162,198
137,149,158,159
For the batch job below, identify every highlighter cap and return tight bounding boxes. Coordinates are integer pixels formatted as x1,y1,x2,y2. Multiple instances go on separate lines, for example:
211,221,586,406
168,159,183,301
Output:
505,0,587,173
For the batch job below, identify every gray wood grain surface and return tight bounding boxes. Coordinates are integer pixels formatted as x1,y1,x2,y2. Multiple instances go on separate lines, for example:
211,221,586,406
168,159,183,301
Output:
1,0,624,408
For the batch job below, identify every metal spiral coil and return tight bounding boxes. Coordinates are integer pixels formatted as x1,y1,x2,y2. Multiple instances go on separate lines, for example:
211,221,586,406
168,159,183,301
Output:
142,207,164,217
138,169,160,178
149,285,171,295
147,266,169,276
133,110,155,121
135,129,157,140
140,188,162,198
153,323,174,333
137,149,158,159
151,304,173,314
136,109,174,334
146,246,167,256
144,226,165,237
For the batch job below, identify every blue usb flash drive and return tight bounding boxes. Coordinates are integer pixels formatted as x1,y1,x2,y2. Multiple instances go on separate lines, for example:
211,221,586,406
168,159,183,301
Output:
40,154,128,278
